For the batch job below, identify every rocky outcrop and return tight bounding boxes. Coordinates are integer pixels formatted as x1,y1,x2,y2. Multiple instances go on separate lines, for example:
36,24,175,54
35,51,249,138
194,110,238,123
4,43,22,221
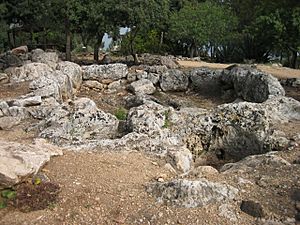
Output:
147,179,238,208
5,63,54,83
31,49,59,69
160,69,189,92
82,63,128,82
190,68,222,95
128,79,156,95
39,98,119,145
56,61,83,91
221,66,285,102
0,139,62,188
0,52,23,70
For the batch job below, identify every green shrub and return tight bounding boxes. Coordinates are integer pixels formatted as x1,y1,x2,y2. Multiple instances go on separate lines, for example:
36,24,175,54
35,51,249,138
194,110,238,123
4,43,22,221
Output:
115,107,127,121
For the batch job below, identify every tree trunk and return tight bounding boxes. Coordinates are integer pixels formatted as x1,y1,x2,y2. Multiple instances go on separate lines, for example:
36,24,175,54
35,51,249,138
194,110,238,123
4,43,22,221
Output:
65,18,71,61
159,32,164,51
94,41,100,62
190,43,196,58
93,33,103,62
290,50,297,69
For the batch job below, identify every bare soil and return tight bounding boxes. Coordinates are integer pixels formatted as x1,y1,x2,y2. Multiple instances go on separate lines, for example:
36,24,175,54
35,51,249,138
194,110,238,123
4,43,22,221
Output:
177,61,300,79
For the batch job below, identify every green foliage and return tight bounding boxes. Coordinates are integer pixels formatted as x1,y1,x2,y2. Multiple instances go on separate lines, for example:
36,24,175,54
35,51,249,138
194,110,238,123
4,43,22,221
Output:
115,107,127,121
1,189,16,199
0,200,7,209
163,110,171,128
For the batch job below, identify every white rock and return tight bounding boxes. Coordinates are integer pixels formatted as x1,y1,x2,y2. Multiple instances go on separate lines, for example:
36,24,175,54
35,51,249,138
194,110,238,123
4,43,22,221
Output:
0,139,63,188
129,79,156,95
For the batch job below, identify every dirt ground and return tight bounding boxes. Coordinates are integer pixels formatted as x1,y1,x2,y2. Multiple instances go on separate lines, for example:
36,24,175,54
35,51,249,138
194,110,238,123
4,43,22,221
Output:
177,61,300,79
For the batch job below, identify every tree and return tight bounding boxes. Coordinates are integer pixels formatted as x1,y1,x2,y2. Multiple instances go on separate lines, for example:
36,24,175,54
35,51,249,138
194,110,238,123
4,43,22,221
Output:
119,0,170,63
169,1,237,58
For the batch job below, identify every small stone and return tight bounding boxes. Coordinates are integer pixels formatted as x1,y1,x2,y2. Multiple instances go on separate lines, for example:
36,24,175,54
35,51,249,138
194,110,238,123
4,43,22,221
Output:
157,178,164,182
240,200,264,218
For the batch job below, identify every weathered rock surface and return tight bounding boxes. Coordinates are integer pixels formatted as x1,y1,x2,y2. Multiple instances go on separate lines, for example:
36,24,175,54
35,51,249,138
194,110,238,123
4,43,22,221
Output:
136,71,160,85
166,147,193,173
29,70,74,102
82,63,128,82
220,152,291,174
160,69,189,92
147,179,238,208
190,68,222,95
0,73,9,84
0,52,23,70
126,101,171,135
221,66,285,102
160,56,179,69
0,139,62,188
31,49,59,69
39,98,119,145
11,96,42,107
83,80,105,90
128,79,156,95
56,61,83,91
5,63,54,83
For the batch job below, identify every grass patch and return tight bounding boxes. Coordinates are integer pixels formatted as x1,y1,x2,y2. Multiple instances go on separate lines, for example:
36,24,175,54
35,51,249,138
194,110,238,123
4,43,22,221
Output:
162,110,171,128
114,107,127,121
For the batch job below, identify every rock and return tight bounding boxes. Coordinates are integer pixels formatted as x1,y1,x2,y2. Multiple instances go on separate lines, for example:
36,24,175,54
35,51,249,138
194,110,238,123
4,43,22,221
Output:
262,96,300,122
126,101,170,135
83,80,105,90
127,73,137,82
56,61,83,91
160,69,189,92
220,152,291,173
147,179,238,208
11,96,42,107
108,80,123,91
39,98,119,145
166,147,193,173
29,70,74,102
11,46,28,55
0,52,23,70
146,65,168,74
188,166,219,178
0,139,62,188
0,73,9,84
128,79,156,95
0,116,21,130
190,68,222,95
160,56,178,69
31,49,59,69
240,200,264,218
5,63,54,83
82,63,128,82
219,204,238,222
221,66,285,102
136,71,160,85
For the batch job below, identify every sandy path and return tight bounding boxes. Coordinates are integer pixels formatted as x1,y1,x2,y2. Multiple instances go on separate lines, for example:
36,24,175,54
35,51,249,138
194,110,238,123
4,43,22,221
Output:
177,61,300,79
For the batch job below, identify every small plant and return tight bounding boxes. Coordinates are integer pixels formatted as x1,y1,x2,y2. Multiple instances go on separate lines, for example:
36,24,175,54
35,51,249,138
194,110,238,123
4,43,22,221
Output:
162,110,171,128
0,188,17,209
1,189,16,199
115,107,127,121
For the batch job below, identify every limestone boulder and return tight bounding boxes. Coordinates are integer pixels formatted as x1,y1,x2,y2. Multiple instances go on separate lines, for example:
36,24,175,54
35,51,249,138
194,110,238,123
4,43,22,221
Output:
39,98,119,145
56,61,83,91
128,79,156,95
190,68,222,95
160,69,189,92
147,179,238,208
0,139,62,188
31,49,59,69
82,63,128,82
5,63,54,83
221,66,285,102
